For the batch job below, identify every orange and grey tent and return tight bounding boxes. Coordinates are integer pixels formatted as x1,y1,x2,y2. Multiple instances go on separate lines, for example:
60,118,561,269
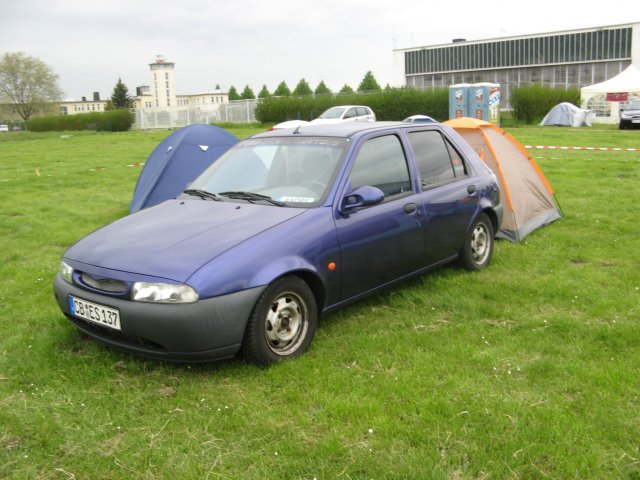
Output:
445,117,562,242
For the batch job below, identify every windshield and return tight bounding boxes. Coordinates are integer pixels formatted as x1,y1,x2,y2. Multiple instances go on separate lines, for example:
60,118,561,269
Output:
187,136,348,207
626,100,640,110
319,107,347,119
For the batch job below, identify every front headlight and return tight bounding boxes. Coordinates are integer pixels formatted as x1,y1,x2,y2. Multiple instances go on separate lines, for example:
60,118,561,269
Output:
59,261,74,284
620,111,630,119
132,282,199,303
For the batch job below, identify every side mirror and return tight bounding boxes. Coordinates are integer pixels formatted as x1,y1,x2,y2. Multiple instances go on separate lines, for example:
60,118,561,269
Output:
340,186,384,214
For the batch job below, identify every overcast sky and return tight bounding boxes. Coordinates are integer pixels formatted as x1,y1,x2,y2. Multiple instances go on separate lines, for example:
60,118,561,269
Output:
1,0,637,100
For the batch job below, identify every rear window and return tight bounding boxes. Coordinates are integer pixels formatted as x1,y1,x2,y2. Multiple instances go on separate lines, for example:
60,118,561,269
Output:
407,130,467,188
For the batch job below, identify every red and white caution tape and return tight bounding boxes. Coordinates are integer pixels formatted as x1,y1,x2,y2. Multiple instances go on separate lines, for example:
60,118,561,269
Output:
525,145,639,152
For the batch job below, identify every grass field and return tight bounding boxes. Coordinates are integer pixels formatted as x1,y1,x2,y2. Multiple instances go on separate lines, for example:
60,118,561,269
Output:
1,124,639,479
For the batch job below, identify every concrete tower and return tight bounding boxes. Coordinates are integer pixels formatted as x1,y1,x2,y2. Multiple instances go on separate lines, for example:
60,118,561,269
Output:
150,55,177,108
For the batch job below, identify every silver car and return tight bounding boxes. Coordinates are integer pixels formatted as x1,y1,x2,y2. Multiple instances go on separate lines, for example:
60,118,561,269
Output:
310,105,375,124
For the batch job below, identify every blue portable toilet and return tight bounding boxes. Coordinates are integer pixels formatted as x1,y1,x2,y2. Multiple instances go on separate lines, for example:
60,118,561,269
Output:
449,84,471,119
470,83,501,124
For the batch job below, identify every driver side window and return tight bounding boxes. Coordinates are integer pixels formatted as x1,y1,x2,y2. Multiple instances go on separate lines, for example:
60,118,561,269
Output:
348,135,411,197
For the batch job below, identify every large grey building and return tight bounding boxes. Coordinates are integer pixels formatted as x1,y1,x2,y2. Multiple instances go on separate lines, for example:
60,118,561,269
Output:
392,22,640,108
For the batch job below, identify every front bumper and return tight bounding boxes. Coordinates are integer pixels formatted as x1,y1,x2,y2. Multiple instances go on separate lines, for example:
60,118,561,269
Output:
54,274,265,362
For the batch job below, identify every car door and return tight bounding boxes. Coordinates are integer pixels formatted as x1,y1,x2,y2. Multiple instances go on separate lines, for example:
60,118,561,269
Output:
335,133,426,300
355,107,374,121
406,129,479,264
342,107,359,121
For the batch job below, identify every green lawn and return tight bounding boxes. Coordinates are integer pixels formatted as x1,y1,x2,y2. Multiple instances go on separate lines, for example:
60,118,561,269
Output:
0,124,639,479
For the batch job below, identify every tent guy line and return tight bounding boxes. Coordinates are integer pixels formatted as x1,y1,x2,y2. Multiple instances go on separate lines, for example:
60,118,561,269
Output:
5,143,636,184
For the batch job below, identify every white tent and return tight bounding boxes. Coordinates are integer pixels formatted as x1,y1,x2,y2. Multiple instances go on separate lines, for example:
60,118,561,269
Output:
539,102,594,127
581,64,640,124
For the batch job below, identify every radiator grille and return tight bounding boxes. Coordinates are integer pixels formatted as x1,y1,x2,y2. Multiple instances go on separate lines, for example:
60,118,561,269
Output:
80,273,128,294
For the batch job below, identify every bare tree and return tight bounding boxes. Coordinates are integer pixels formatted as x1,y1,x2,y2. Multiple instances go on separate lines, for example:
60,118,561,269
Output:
0,52,63,121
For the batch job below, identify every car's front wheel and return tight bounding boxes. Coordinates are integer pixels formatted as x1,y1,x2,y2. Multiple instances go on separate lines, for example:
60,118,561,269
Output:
242,276,317,366
458,213,494,271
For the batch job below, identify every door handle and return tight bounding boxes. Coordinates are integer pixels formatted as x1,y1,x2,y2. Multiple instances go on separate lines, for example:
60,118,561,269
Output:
403,203,417,214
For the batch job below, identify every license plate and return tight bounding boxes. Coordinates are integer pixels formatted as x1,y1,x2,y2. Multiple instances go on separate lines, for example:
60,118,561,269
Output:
68,296,121,331
632,119,640,124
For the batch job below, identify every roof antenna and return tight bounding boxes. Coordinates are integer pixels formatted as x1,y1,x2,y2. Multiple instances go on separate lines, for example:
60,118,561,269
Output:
293,125,302,134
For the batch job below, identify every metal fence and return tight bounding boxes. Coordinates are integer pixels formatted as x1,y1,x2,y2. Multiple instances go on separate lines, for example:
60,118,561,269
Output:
133,99,258,129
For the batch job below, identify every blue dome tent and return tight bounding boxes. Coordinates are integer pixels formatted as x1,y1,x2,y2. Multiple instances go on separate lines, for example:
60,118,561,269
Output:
130,124,239,213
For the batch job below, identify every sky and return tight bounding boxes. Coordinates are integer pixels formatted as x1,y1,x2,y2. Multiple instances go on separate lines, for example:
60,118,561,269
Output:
1,0,637,101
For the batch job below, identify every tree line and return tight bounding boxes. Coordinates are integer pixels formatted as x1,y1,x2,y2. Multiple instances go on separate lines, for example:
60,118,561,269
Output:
227,71,383,101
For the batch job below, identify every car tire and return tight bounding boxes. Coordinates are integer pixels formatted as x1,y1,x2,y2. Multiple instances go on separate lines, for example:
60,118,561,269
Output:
458,213,494,271
242,276,317,366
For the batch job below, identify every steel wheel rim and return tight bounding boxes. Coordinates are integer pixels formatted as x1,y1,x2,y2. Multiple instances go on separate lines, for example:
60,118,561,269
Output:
264,291,308,355
471,222,491,265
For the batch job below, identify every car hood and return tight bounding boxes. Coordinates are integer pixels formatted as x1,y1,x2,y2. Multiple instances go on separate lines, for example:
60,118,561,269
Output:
65,199,305,283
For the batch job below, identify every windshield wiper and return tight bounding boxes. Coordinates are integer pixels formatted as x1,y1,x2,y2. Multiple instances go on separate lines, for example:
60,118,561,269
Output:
183,189,222,201
218,191,285,207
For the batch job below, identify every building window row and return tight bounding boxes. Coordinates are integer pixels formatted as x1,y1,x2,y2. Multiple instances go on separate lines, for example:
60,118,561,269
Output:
71,103,103,113
405,27,632,74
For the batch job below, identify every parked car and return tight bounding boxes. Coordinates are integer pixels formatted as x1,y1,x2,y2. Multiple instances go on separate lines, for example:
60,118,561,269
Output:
270,120,310,130
619,100,640,129
54,122,502,365
404,115,437,123
310,105,375,124
0,124,9,132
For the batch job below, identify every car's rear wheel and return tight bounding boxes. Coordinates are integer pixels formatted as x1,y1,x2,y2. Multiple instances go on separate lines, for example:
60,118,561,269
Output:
242,276,317,366
458,213,494,271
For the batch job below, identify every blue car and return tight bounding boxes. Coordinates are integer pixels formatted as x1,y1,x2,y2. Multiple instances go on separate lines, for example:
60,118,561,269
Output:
54,122,503,365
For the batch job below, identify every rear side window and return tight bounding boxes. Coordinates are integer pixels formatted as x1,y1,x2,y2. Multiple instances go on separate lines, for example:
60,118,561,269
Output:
408,130,467,188
349,135,411,197
344,108,358,119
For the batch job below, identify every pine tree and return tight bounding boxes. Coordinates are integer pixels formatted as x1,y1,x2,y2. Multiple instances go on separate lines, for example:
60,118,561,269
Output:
314,81,332,95
257,85,271,98
339,84,354,94
240,85,255,100
273,81,291,97
293,78,313,96
228,85,241,101
357,71,381,92
109,78,133,109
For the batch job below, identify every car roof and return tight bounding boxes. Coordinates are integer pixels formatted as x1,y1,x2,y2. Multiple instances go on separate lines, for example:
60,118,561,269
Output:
252,121,438,139
325,105,369,109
